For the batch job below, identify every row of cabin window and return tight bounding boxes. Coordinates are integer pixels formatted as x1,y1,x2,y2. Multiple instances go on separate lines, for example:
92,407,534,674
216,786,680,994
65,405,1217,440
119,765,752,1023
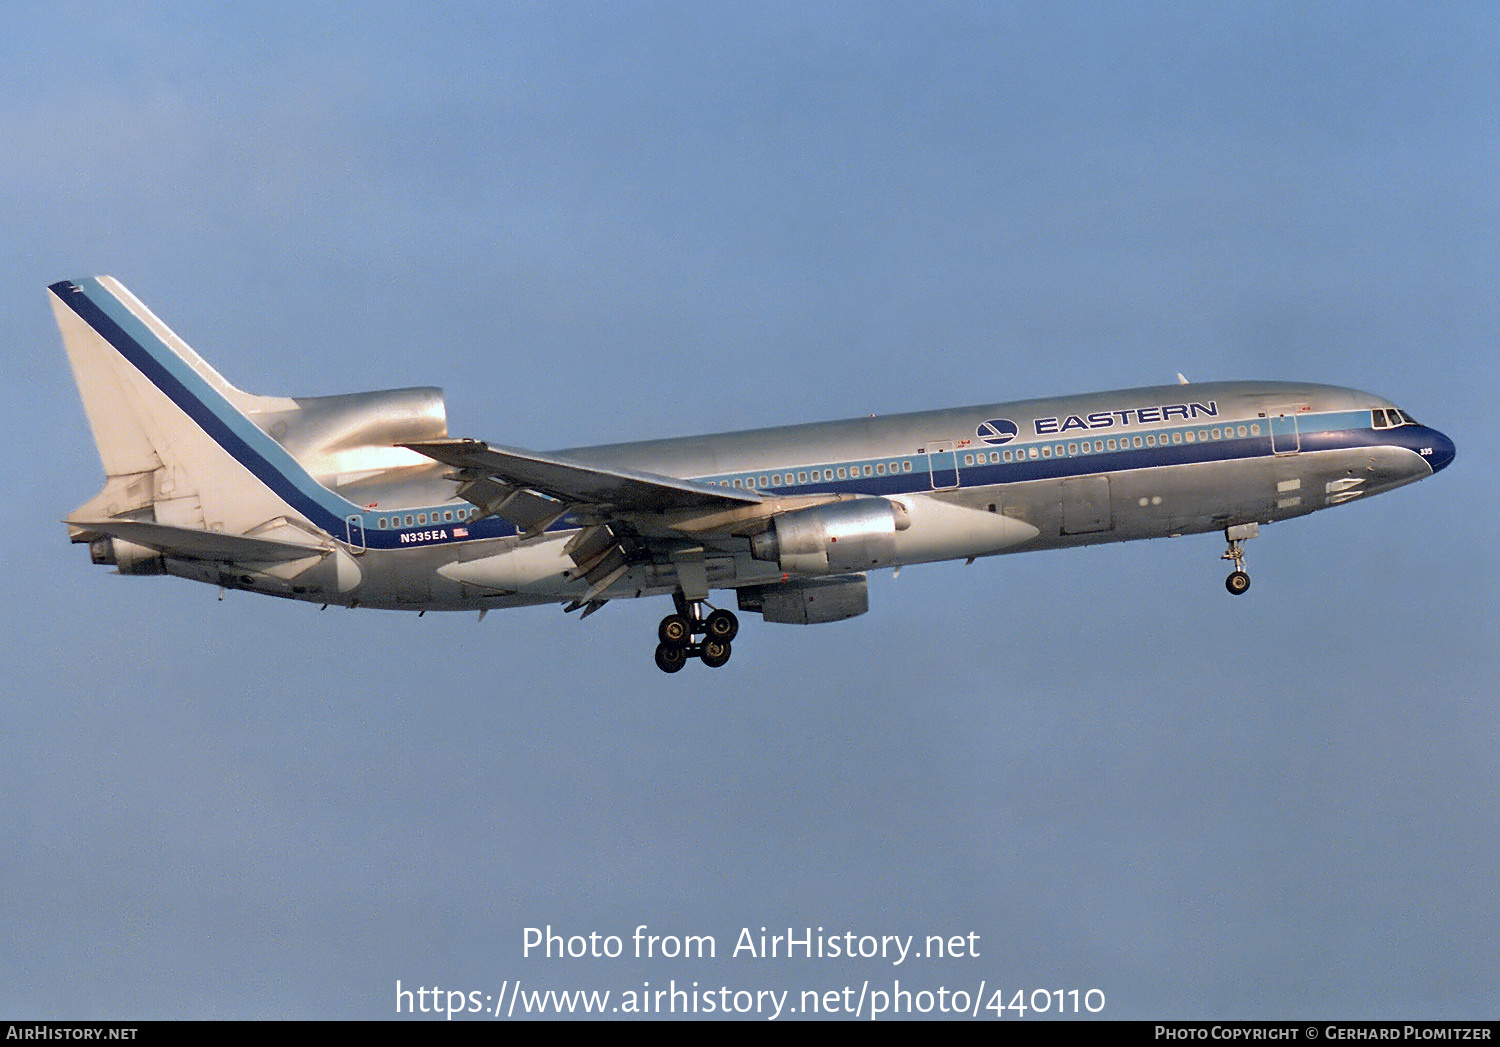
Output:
966,423,1263,466
718,460,916,489
370,422,1270,526
711,423,1266,489
375,507,479,529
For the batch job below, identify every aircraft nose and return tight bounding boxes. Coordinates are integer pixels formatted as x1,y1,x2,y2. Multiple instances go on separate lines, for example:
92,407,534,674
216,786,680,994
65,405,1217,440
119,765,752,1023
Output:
1425,427,1456,473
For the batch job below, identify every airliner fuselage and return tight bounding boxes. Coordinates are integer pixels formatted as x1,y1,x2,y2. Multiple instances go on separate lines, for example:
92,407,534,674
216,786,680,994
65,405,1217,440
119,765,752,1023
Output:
52,277,1456,672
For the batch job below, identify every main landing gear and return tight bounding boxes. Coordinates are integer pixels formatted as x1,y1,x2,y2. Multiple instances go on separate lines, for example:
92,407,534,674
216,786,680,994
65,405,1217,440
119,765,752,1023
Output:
1221,522,1258,596
654,595,739,673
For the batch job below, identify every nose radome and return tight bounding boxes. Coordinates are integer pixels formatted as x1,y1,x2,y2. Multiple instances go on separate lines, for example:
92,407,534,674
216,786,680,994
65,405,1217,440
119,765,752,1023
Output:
1426,428,1456,473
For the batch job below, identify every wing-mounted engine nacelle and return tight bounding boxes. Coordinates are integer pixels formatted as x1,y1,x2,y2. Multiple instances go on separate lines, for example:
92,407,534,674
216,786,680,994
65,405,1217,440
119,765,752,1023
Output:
749,497,910,575
738,574,869,625
89,537,165,576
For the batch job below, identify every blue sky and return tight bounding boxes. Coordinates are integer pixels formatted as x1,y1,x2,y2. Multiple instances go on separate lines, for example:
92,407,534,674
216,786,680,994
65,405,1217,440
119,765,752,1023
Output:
3,2,1496,1019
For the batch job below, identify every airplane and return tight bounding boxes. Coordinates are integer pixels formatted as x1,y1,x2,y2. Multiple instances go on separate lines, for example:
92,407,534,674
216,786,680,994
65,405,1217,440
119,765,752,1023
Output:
51,275,1456,673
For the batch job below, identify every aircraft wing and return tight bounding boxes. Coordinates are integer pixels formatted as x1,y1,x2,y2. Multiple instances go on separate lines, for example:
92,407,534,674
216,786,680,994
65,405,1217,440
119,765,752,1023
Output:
405,438,760,519
406,438,769,606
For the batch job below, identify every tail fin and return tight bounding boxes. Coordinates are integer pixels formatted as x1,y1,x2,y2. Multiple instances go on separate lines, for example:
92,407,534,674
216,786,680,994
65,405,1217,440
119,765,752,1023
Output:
51,277,332,536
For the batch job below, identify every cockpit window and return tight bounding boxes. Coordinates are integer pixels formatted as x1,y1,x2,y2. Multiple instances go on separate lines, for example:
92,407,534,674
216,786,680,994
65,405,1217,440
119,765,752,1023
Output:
1372,408,1416,429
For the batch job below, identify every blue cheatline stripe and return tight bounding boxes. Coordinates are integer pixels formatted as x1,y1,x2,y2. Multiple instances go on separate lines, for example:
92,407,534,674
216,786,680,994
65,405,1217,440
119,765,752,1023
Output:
58,276,1427,552
698,420,1420,500
55,279,359,532
54,278,526,552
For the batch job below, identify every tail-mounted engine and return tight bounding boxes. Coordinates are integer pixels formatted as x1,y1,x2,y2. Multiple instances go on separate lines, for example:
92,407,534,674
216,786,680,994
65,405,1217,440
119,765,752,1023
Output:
749,497,910,575
88,536,165,576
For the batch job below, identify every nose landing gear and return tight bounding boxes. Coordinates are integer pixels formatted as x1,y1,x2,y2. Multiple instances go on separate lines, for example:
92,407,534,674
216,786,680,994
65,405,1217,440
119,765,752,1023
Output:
654,595,740,672
1221,522,1258,596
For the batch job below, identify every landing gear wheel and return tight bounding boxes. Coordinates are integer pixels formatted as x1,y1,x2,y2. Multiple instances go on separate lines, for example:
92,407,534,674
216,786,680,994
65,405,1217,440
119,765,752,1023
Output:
655,642,688,673
700,639,732,668
658,614,692,646
704,609,739,643
655,598,743,670
1220,525,1258,597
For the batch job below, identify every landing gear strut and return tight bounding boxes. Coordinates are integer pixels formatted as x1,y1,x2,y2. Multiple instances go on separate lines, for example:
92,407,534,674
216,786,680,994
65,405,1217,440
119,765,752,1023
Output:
1221,522,1258,596
654,594,739,672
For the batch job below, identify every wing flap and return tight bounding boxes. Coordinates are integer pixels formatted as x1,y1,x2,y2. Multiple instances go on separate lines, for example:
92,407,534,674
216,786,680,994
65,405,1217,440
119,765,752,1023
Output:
451,474,570,535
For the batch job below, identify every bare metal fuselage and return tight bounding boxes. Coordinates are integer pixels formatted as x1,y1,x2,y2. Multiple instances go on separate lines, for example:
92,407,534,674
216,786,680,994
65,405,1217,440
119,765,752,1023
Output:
152,382,1449,613
53,276,1455,640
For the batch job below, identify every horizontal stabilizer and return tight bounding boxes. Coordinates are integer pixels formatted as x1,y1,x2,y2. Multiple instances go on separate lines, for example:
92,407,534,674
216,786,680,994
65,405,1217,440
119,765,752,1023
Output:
68,519,328,563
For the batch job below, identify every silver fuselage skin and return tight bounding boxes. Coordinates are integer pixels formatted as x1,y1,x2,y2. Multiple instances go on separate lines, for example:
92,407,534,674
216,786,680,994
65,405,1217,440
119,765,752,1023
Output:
200,381,1450,612
52,276,1455,617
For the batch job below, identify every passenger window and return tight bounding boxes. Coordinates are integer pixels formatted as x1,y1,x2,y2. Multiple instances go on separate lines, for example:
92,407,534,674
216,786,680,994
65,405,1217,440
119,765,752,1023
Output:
378,517,388,529
837,468,847,479
1067,443,1077,455
903,461,913,472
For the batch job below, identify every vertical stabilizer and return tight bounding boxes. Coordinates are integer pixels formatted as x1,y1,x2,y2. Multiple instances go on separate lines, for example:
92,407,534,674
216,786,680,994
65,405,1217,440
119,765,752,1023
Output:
50,277,341,536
